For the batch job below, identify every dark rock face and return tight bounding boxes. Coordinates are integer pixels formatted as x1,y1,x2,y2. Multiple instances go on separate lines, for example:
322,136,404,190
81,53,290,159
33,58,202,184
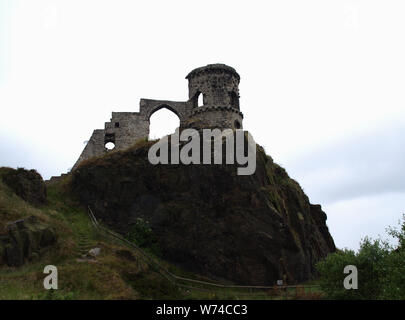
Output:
71,141,335,285
2,168,47,205
0,216,57,267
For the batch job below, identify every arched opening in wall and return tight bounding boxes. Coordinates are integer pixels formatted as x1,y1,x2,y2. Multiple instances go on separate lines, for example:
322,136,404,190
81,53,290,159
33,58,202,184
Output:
234,120,241,129
104,133,115,151
230,91,239,109
193,92,204,107
149,107,180,140
105,142,115,150
198,92,204,107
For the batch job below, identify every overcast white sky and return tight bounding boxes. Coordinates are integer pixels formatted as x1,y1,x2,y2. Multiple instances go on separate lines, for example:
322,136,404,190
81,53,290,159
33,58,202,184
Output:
1,0,404,251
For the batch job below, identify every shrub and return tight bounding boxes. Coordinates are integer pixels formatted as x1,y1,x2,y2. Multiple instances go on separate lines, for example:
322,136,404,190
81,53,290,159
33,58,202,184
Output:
126,218,160,256
316,214,405,300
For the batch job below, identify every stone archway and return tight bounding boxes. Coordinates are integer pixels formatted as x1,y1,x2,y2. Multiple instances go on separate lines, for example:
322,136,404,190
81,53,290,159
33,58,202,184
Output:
146,103,182,122
139,99,191,124
148,105,181,140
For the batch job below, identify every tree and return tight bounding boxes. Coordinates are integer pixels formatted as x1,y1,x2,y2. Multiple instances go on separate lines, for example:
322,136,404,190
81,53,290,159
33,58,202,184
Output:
316,214,405,300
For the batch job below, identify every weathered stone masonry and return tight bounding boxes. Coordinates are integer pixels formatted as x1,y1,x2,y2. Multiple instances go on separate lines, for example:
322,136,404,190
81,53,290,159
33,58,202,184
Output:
73,64,244,170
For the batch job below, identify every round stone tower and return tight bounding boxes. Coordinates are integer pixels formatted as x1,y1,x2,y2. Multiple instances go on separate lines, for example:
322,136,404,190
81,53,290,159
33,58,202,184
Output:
186,64,243,130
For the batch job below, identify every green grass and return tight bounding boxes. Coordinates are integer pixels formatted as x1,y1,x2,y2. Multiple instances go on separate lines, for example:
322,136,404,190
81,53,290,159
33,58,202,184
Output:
0,171,141,299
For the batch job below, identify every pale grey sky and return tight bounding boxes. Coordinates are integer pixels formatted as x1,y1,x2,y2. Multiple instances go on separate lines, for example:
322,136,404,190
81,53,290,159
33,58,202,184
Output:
1,0,404,250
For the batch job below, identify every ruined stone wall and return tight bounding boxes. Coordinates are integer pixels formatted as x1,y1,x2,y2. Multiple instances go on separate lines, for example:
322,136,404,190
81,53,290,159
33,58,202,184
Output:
73,129,107,170
73,99,192,170
106,112,149,149
72,64,244,171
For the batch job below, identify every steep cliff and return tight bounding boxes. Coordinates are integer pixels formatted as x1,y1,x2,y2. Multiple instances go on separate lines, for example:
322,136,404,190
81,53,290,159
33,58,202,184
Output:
70,138,335,285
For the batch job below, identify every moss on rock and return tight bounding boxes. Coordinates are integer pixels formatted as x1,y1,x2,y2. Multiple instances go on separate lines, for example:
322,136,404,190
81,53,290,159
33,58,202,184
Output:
0,216,57,267
1,168,47,206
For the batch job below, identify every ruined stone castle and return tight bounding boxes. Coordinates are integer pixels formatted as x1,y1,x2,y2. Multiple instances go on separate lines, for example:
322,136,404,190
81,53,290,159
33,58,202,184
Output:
73,64,244,170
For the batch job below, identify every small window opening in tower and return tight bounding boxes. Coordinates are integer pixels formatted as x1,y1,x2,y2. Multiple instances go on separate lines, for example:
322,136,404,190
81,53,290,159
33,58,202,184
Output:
115,122,120,128
230,91,239,109
149,108,180,140
105,142,115,150
234,120,241,129
198,93,204,107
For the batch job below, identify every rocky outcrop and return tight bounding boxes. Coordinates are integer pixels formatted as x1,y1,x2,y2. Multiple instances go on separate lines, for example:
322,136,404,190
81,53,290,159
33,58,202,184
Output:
0,216,57,267
70,138,335,285
2,168,47,206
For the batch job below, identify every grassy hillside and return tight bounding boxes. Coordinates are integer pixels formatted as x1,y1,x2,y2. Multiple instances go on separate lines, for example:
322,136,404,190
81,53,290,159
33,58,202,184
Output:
0,167,323,300
0,168,184,299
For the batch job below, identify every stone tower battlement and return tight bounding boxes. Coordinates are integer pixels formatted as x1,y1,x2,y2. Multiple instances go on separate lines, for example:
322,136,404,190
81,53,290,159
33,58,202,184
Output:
72,64,244,170
186,64,240,109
